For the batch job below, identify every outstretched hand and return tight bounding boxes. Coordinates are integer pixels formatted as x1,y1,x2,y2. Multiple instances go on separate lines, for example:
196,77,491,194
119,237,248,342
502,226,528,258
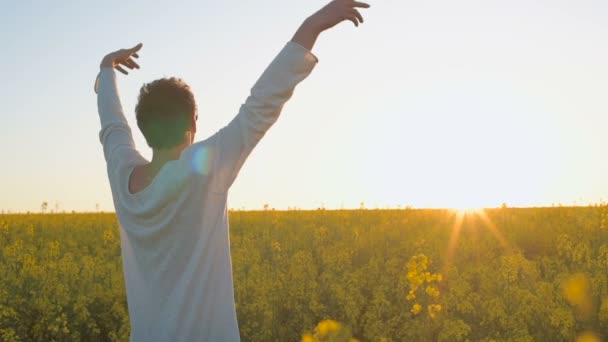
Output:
100,43,143,75
291,0,371,51
309,0,371,30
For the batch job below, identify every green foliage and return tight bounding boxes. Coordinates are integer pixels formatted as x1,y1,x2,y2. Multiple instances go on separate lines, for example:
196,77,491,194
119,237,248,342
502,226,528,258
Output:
0,214,126,341
1,207,607,341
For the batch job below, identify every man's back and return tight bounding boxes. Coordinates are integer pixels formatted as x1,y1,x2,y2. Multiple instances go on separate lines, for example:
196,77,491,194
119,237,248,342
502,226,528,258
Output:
110,146,239,341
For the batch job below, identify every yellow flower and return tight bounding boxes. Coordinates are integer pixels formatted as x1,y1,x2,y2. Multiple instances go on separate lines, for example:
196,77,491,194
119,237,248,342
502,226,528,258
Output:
426,286,440,298
317,319,340,336
301,334,316,342
576,332,601,342
562,273,591,306
428,304,442,319
411,303,422,315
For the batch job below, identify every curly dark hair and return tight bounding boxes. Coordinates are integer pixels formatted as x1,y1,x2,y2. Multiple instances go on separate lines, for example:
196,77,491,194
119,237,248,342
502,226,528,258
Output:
135,77,198,149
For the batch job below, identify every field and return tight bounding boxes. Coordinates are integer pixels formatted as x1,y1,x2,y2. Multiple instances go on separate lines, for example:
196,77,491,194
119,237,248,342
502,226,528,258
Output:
1,207,607,341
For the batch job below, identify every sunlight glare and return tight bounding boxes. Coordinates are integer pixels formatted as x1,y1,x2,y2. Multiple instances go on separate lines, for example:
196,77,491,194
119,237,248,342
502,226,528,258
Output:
452,206,483,216
442,205,512,278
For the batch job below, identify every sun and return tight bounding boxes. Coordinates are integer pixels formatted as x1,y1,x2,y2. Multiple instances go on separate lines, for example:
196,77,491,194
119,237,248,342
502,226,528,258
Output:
449,200,487,216
434,187,495,214
451,206,483,215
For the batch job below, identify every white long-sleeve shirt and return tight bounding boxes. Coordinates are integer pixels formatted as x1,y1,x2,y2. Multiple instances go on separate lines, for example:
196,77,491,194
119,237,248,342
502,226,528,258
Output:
96,41,318,342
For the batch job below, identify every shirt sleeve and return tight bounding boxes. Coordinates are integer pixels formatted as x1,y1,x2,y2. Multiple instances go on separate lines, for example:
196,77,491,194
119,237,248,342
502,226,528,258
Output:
208,41,318,193
96,67,138,172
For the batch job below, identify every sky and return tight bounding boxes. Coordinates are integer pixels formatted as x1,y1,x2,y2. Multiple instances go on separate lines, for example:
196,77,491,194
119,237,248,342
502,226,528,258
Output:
1,0,608,212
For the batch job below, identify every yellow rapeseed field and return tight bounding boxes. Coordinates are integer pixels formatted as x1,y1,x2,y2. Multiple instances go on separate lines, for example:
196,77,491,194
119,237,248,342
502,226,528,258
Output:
1,207,607,341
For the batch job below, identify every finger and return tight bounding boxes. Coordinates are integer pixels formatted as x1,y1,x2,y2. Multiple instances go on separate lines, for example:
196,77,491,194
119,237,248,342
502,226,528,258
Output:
351,9,364,24
122,58,137,69
115,65,129,75
352,1,371,8
127,58,140,69
126,58,140,69
347,15,358,27
129,43,143,53
121,60,135,70
132,53,139,58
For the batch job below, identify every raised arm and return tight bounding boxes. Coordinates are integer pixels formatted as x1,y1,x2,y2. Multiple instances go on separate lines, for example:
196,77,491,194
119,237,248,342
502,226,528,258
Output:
95,43,142,170
209,0,370,193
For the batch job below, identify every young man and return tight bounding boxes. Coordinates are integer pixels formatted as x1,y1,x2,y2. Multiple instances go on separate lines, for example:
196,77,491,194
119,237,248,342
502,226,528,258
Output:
95,1,370,340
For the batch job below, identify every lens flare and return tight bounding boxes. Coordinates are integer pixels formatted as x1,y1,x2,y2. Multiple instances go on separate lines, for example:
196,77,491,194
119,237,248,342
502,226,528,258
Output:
442,208,512,277
190,144,212,175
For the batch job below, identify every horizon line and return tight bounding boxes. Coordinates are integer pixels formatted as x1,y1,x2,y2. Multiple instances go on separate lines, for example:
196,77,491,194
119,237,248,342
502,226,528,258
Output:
1,203,608,215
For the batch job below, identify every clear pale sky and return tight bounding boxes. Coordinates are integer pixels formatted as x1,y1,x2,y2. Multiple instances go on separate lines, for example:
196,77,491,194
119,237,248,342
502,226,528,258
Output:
1,0,607,212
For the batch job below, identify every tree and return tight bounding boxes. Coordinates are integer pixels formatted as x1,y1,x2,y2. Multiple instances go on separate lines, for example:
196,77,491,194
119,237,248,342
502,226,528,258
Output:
41,201,48,213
